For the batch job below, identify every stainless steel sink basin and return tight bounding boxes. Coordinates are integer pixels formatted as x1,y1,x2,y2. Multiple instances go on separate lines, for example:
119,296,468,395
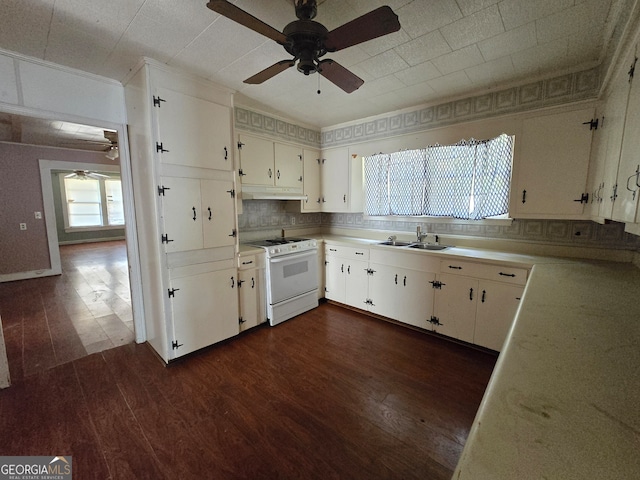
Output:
408,243,449,250
378,240,413,246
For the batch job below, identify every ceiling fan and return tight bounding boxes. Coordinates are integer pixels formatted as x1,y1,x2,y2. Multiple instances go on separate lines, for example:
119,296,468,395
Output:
61,130,119,159
64,170,111,180
206,0,401,93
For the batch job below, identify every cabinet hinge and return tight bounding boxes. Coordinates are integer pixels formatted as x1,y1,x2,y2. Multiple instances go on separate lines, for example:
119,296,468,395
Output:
227,189,236,198
364,298,375,306
237,279,245,288
629,56,637,83
429,316,442,326
156,142,169,153
167,288,180,298
573,192,589,204
153,95,166,107
582,118,599,130
237,141,244,149
229,229,237,238
158,185,170,196
429,280,445,289
238,169,246,177
366,268,376,276
161,233,174,244
239,317,245,324
171,340,183,350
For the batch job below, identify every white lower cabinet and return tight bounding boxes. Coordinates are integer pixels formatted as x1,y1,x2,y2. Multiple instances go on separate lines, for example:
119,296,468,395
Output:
324,242,529,352
432,274,478,343
169,262,239,359
324,244,369,307
237,252,266,332
474,281,524,351
368,263,435,328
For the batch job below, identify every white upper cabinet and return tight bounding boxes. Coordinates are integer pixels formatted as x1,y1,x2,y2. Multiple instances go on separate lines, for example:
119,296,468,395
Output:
159,177,236,253
613,48,640,224
302,148,322,212
155,87,232,171
237,133,303,189
512,106,595,219
320,147,363,212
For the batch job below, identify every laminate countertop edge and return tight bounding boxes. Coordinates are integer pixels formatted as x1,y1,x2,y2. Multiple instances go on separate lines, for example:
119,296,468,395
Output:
452,261,640,479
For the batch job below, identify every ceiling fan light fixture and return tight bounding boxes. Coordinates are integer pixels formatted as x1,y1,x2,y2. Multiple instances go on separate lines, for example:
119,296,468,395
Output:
105,145,119,160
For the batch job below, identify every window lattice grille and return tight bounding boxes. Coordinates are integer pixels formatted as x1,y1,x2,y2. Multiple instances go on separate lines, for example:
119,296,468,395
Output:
364,134,513,220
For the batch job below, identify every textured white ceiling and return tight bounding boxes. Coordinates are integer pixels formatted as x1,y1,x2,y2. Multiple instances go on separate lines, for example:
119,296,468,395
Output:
0,0,630,129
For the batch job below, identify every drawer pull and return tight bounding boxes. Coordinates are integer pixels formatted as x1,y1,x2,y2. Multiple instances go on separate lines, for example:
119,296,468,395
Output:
469,288,473,301
499,272,516,277
355,252,364,255
241,260,254,265
448,265,462,270
329,248,337,252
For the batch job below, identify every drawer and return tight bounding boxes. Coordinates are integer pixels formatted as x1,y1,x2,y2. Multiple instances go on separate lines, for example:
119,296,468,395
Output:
238,253,265,270
440,259,528,286
325,244,369,261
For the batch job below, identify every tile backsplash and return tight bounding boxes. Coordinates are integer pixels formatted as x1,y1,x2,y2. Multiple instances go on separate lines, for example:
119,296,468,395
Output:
238,200,640,250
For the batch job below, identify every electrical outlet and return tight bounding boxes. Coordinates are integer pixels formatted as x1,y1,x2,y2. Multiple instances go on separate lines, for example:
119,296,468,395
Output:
291,217,296,225
35,211,42,219
20,223,27,230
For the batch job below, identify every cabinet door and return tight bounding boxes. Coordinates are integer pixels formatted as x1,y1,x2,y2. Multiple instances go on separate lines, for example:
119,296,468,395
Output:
170,267,239,358
368,263,398,319
324,257,346,303
614,50,640,223
513,107,594,218
599,55,633,220
321,147,350,212
238,134,274,186
397,268,435,329
433,274,477,343
475,282,523,351
155,87,232,171
160,176,203,253
201,179,236,248
274,142,303,188
344,259,369,309
238,268,265,331
302,148,322,212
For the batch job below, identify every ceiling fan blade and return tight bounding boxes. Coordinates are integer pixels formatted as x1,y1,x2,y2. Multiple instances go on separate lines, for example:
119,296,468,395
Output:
325,6,401,52
318,60,364,94
244,60,295,85
207,1,287,45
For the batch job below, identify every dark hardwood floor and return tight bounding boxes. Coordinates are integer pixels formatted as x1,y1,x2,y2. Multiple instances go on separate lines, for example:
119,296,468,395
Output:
0,241,133,381
0,302,496,479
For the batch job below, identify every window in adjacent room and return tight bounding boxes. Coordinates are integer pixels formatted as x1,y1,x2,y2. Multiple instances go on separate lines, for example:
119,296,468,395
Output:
61,174,125,230
364,134,514,220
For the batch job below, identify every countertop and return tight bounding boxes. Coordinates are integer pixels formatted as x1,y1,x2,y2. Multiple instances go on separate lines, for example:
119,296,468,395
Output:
453,261,640,479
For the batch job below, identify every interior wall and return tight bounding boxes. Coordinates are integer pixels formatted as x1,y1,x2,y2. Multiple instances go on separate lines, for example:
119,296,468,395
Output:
0,142,120,275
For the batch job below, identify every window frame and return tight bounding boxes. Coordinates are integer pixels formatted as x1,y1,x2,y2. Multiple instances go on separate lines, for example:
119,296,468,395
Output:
59,173,125,232
362,135,515,224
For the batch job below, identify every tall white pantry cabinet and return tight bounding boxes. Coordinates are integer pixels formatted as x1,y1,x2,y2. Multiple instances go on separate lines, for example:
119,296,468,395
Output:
124,59,240,363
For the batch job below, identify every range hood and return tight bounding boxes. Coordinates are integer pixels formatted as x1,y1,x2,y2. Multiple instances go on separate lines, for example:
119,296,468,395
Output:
240,185,307,201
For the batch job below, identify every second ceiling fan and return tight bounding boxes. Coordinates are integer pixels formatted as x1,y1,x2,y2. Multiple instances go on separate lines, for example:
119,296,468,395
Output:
206,0,401,93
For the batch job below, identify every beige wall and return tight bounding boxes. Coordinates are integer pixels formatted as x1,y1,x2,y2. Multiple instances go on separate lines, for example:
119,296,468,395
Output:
0,142,119,275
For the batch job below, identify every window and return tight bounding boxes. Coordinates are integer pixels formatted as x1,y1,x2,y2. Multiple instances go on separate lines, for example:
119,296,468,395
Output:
61,175,125,230
364,134,514,220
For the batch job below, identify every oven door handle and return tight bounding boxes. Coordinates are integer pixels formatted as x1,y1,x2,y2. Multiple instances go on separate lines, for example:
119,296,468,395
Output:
269,250,317,264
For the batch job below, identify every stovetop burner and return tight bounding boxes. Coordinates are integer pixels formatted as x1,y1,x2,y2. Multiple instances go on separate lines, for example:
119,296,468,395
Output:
251,237,310,246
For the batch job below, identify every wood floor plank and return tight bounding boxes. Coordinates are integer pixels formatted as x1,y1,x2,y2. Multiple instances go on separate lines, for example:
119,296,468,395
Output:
73,352,167,479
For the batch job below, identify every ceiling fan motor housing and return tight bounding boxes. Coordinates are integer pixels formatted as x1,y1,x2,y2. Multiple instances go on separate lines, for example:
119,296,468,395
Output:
283,20,328,75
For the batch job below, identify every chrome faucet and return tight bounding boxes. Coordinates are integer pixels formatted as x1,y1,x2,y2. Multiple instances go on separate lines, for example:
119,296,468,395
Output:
388,235,397,245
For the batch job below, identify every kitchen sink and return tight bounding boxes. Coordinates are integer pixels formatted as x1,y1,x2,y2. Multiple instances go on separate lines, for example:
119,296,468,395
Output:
378,240,413,246
408,243,449,250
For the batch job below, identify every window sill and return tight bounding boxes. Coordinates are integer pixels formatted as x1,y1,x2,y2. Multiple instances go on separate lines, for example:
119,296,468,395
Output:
64,225,125,234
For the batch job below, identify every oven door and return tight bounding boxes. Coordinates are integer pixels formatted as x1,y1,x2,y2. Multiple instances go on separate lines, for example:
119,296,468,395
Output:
268,249,318,304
